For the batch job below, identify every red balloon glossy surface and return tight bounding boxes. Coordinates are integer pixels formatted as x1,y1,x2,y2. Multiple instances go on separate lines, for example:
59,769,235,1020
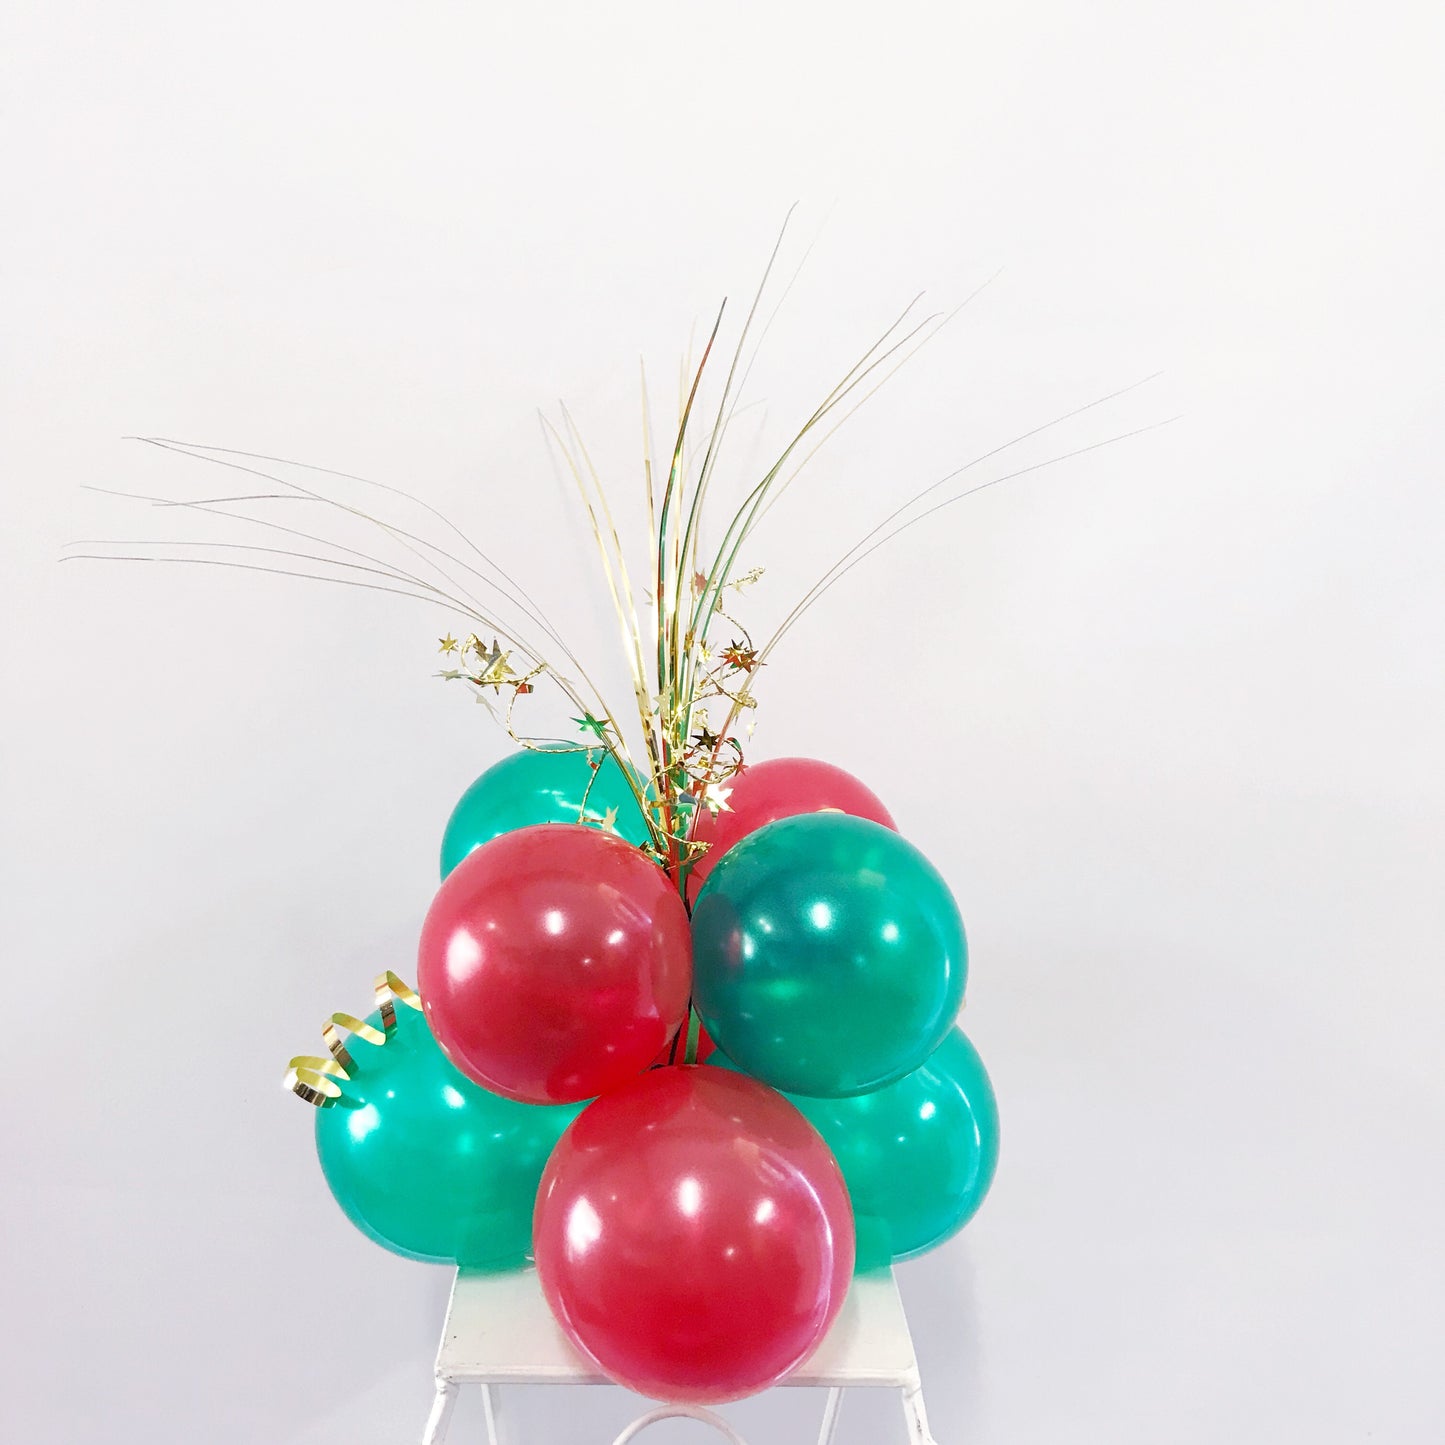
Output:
533,1066,855,1403
417,824,691,1105
687,757,896,899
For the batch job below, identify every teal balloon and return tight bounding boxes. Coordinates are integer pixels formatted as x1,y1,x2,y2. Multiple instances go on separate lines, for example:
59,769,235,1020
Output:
441,746,650,877
722,1030,999,1270
691,813,966,1097
314,1003,584,1267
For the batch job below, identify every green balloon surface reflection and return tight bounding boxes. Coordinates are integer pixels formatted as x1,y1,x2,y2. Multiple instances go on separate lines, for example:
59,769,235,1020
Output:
724,1029,999,1269
314,1004,584,1267
440,745,650,878
691,813,966,1097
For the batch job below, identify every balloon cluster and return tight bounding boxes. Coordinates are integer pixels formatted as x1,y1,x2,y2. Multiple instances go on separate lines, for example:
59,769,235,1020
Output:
292,751,998,1405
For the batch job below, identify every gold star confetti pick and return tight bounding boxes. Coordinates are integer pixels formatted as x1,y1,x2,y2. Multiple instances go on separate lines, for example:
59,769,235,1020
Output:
471,639,518,690
700,781,734,815
572,712,610,741
720,642,758,671
403,231,1072,883
85,217,1161,901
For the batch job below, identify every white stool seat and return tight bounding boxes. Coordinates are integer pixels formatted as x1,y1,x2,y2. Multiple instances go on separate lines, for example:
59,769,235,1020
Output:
437,1265,920,1387
423,1266,940,1445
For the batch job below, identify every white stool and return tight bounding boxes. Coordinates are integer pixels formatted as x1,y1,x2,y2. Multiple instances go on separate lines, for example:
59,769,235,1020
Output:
421,1267,940,1445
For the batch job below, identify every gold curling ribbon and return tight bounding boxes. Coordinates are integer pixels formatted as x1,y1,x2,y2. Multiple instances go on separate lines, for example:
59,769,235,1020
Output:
283,971,424,1107
374,969,422,1030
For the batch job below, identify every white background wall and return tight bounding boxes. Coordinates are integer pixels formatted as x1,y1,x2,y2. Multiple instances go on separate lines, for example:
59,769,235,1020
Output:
3,3,1443,1441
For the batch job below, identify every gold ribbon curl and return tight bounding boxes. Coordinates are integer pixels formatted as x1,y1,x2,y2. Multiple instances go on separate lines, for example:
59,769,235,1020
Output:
283,971,423,1108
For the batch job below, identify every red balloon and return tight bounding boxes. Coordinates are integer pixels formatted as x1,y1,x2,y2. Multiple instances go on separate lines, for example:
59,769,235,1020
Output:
417,824,691,1105
687,757,896,899
534,1066,855,1403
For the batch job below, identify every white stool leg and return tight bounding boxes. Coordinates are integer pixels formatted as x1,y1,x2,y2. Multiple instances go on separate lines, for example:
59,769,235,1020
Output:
816,1387,844,1445
481,1383,503,1445
900,1378,938,1445
420,1378,459,1445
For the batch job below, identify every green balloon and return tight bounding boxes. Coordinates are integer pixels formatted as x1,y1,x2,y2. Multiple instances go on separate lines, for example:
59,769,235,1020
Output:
724,1030,999,1270
314,1004,584,1267
440,745,651,877
691,813,966,1097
